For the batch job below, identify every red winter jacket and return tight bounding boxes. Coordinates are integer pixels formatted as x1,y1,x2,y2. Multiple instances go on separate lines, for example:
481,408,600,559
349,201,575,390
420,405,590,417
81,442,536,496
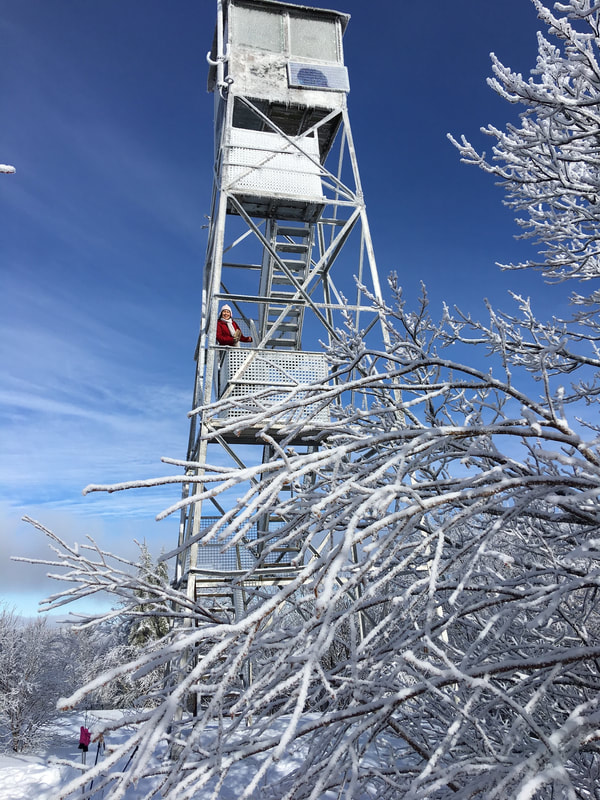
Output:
216,318,252,346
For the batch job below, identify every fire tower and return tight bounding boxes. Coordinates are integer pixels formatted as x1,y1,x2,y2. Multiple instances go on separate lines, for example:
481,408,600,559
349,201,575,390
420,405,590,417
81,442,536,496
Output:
175,0,390,619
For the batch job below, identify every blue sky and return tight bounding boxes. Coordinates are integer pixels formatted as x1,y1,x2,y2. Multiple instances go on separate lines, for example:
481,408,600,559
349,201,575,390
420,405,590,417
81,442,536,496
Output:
1,0,567,615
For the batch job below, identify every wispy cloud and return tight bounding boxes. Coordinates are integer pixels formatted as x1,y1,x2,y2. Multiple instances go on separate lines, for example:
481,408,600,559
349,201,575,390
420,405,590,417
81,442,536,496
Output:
2,284,189,497
1,274,190,616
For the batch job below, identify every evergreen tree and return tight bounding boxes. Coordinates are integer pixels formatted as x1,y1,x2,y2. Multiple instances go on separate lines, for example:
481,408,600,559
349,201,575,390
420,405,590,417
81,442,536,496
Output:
127,542,170,649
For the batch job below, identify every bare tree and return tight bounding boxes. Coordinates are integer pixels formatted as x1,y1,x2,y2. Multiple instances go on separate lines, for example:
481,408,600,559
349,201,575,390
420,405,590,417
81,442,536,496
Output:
20,269,600,797
449,0,600,297
0,609,64,752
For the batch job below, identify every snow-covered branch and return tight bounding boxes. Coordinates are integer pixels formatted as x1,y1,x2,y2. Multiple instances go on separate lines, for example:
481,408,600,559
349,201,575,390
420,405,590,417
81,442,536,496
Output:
450,0,600,296
22,275,600,798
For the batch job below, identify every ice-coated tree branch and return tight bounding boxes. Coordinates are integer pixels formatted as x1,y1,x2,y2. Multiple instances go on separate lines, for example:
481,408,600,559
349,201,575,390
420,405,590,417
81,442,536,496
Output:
449,0,600,296
23,271,600,797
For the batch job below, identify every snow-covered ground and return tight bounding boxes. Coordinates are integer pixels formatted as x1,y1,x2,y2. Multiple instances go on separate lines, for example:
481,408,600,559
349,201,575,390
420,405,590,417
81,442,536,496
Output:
0,712,86,799
0,710,382,799
0,710,182,799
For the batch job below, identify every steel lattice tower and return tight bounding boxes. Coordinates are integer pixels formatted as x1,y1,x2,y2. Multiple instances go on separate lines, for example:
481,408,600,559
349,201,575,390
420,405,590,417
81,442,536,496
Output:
175,0,390,621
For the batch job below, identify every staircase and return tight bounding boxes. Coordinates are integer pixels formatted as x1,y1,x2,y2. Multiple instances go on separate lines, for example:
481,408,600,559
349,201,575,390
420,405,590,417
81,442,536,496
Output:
259,222,313,349
253,444,302,567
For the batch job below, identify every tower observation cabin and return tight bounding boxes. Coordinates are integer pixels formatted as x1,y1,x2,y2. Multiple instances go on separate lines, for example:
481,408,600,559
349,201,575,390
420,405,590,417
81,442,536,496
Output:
175,0,390,616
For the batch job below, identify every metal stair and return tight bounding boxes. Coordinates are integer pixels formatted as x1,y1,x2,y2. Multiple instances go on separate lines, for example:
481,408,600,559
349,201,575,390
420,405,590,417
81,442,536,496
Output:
259,222,313,349
195,586,236,616
252,445,301,567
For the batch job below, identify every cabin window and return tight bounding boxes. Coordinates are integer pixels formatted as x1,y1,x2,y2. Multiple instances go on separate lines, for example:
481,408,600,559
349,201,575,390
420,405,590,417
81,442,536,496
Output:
288,16,339,62
233,6,283,52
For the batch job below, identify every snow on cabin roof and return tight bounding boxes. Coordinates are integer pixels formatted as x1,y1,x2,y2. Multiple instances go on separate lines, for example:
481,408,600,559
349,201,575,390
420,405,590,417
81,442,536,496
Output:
228,0,350,32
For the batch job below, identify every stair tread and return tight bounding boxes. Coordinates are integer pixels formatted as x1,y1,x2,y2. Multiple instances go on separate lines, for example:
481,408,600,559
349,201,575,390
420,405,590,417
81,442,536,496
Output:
276,266,308,275
276,243,309,253
276,226,311,238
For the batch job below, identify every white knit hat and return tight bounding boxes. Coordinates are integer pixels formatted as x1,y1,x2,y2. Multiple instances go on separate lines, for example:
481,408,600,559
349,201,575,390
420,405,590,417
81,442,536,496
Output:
220,304,232,315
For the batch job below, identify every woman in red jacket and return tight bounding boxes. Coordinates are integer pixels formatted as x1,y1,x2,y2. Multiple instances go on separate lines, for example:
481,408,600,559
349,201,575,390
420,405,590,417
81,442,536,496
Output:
216,305,253,346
